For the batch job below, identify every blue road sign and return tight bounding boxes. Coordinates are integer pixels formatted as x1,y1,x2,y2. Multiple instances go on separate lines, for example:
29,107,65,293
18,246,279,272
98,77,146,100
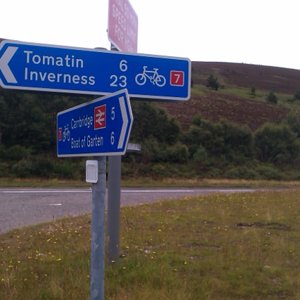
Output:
0,40,191,101
57,89,133,157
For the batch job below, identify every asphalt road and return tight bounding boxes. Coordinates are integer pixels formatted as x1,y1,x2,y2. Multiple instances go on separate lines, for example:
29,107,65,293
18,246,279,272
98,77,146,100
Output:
0,187,255,234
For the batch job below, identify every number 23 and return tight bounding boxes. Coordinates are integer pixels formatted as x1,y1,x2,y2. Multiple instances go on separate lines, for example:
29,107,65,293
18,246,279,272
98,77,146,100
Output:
110,75,127,87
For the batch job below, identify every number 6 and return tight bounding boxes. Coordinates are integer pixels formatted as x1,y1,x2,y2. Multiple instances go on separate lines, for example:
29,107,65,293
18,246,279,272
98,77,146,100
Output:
111,132,115,145
119,60,128,72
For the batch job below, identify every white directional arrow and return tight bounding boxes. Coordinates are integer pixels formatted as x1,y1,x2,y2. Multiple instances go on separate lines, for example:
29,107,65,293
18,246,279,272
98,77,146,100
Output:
118,96,129,149
0,46,18,84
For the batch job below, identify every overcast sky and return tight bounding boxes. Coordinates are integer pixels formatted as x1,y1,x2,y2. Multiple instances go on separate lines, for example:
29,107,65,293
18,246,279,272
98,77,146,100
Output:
1,0,299,70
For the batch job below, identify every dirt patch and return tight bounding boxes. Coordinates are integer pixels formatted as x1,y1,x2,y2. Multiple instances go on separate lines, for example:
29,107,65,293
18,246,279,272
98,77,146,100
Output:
160,91,289,131
236,222,291,231
160,61,298,131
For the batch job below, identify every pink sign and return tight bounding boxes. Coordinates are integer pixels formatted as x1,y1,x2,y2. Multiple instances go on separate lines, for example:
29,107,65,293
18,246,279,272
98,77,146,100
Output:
108,0,138,53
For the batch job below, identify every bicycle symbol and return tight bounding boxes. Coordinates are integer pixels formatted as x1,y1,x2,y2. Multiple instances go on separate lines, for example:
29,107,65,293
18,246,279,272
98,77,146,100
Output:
135,66,166,87
63,125,70,142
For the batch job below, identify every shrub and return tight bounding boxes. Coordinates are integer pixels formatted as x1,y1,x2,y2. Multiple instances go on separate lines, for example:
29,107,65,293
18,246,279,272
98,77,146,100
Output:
254,123,300,166
150,164,171,178
131,102,180,145
285,113,300,138
0,162,9,177
184,116,254,164
30,157,55,178
1,145,30,161
12,159,33,178
206,74,220,90
250,87,256,97
193,146,209,173
163,143,189,163
255,165,282,180
266,91,278,104
53,161,78,179
224,166,259,179
140,137,160,163
294,90,300,100
221,121,253,161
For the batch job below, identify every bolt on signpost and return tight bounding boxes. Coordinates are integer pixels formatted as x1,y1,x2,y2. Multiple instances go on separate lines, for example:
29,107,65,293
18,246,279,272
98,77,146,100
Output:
57,89,133,300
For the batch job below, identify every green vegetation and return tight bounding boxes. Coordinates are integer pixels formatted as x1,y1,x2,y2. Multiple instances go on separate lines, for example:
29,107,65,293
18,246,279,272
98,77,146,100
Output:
190,84,206,97
130,113,300,180
266,91,278,104
2,62,300,182
255,123,300,165
294,90,300,101
250,87,256,97
0,90,89,179
2,177,300,189
2,89,300,180
1,190,300,299
213,85,293,106
206,74,220,90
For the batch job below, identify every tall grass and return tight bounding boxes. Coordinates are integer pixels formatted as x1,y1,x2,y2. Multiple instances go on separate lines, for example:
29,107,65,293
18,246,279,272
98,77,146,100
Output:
1,190,300,299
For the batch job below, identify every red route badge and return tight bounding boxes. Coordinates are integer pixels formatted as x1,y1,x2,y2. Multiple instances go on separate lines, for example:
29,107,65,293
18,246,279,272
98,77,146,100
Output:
94,105,106,129
170,70,184,86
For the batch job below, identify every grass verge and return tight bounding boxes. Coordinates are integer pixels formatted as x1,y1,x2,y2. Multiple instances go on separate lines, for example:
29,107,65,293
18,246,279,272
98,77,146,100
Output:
1,190,300,299
1,177,300,188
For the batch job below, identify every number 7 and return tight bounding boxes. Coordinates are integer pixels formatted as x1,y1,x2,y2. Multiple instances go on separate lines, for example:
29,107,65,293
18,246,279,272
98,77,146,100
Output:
170,71,184,86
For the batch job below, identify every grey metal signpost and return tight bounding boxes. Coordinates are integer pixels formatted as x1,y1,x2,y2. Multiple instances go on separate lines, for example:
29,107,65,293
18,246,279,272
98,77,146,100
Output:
107,43,122,263
90,157,106,300
107,156,121,262
107,143,141,263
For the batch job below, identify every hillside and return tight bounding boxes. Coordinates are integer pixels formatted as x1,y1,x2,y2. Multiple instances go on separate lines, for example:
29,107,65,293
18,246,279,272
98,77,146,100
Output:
160,62,300,131
192,62,300,94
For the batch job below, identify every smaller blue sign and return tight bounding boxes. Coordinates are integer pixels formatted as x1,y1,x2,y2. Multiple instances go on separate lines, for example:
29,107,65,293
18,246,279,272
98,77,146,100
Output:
57,89,133,157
